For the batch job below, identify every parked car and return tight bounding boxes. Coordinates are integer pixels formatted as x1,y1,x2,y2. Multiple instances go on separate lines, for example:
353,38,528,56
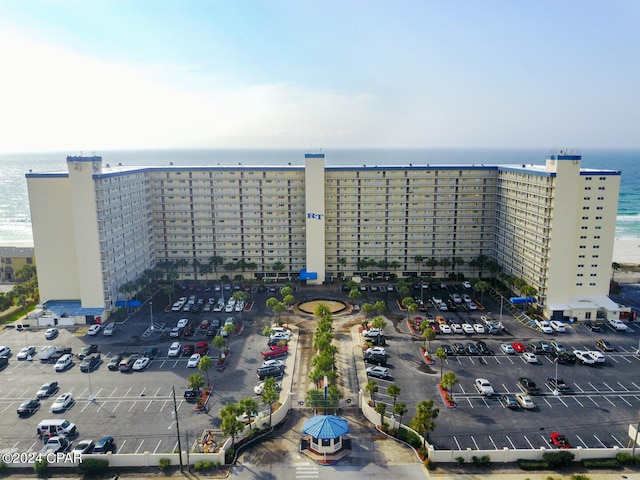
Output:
132,356,151,371
254,381,281,395
550,350,576,364
169,327,182,338
261,345,289,359
500,343,515,354
119,354,140,372
501,394,520,409
452,343,466,355
17,398,41,416
608,318,628,331
183,323,195,337
49,346,73,362
522,352,539,364
476,341,493,355
472,323,485,334
527,342,544,355
78,344,98,360
87,324,102,336
80,354,101,372
515,393,535,409
17,346,36,360
261,359,285,369
550,341,566,354
51,393,74,413
108,354,123,371
44,328,59,340
462,281,472,289
366,366,390,379
365,346,387,356
199,319,211,330
586,350,606,364
596,338,614,352
517,377,540,395
54,354,73,372
168,342,181,357
546,376,571,394
573,350,596,365
102,323,117,336
182,344,195,356
536,320,553,334
584,321,602,332
177,318,189,329
194,342,209,355
474,378,495,396
36,381,59,398
73,439,95,454
183,388,201,402
511,342,527,353
461,323,475,334
364,351,388,365
549,321,566,333
465,343,479,355
257,364,285,380
187,353,201,368
549,432,571,449
94,436,116,454
143,347,158,359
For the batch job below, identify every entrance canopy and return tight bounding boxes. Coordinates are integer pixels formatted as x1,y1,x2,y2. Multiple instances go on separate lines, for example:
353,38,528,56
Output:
303,415,349,439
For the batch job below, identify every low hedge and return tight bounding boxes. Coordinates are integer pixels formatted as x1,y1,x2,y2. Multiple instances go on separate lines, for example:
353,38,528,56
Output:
582,457,621,469
517,459,549,470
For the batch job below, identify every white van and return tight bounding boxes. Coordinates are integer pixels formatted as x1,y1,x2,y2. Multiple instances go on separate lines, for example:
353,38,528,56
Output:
37,418,77,438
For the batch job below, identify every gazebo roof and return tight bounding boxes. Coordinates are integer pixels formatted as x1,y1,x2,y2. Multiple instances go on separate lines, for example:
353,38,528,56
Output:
302,415,349,439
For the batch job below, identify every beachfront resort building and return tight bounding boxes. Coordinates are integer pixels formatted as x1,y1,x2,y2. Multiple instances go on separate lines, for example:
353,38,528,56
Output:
26,152,621,323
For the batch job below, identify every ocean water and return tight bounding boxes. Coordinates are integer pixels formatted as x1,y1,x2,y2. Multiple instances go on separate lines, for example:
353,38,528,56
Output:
1,148,639,243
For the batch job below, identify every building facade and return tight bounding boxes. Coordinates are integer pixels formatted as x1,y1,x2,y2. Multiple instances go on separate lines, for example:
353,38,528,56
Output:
26,152,621,321
0,246,35,282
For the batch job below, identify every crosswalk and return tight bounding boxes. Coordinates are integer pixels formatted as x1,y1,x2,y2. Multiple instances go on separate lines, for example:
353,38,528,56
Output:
294,460,319,479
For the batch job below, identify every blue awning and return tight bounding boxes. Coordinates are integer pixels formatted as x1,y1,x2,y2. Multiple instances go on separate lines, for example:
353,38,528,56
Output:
302,415,349,439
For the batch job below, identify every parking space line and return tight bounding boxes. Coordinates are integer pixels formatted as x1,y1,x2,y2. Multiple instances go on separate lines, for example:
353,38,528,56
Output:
2,388,16,398
108,387,118,397
588,382,600,392
541,397,552,407
575,434,588,448
1,404,14,414
631,382,640,390
453,436,461,450
609,356,620,364
159,400,169,412
618,396,632,407
119,439,127,452
112,401,122,412
134,440,145,454
505,435,516,449
555,396,568,407
128,401,137,412
172,440,179,453
593,435,607,447
144,400,154,412
587,396,599,406
611,434,624,447
602,382,615,392
481,397,490,408
523,435,534,449
470,436,479,449
574,383,584,393
602,396,615,406
489,436,498,449
573,397,584,407
154,387,162,396
124,387,132,397
540,435,551,449
153,440,163,454
617,382,629,391
140,387,147,396
80,401,93,412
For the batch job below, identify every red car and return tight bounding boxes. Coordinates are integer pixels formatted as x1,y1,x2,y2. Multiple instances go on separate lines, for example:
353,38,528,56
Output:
194,341,209,355
182,344,194,356
549,432,571,449
260,345,288,359
199,319,211,330
511,342,527,353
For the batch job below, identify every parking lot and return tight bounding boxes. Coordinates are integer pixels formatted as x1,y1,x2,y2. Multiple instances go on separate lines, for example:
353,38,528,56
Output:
0,285,291,456
356,282,640,453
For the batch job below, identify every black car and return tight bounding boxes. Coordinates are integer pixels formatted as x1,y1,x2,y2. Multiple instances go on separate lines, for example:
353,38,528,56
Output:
206,326,218,337
476,341,493,355
78,344,99,360
366,336,387,347
268,337,288,347
257,365,285,380
184,388,201,403
108,354,123,371
80,353,101,373
143,347,158,359
584,321,602,332
452,343,466,355
546,376,571,393
17,399,41,416
517,377,540,395
465,343,479,355
49,346,73,362
94,436,116,454
550,350,576,364
441,344,454,356
363,352,388,365
183,323,195,337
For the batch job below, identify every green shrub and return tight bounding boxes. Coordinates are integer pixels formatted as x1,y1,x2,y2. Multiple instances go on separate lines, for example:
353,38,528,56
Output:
77,458,109,475
517,459,549,470
472,455,490,467
158,457,171,471
0,461,6,473
193,460,214,472
616,452,635,465
33,458,48,476
571,475,593,480
542,450,575,468
582,458,620,469
455,456,465,466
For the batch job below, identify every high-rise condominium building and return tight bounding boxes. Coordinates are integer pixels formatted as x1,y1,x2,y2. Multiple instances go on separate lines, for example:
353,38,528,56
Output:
26,152,622,322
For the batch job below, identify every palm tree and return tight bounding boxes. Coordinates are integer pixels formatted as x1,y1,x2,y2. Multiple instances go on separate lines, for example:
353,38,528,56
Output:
261,378,280,427
366,379,378,406
209,255,224,280
394,402,408,426
387,384,401,410
308,369,324,390
223,323,234,349
441,372,459,403
421,326,436,352
239,397,259,430
425,258,438,281
220,402,245,446
212,335,226,359
198,355,214,387
375,402,387,427
451,257,464,279
410,400,439,449
435,347,448,381
611,261,621,282
305,389,325,414
188,373,205,391
439,258,451,278
474,280,489,303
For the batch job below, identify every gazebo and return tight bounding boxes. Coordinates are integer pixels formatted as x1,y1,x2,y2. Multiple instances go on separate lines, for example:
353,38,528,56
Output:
301,414,350,464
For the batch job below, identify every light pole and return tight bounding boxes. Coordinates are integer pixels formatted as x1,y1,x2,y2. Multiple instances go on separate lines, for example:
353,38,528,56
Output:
88,369,95,402
150,301,154,331
552,357,560,396
171,386,184,473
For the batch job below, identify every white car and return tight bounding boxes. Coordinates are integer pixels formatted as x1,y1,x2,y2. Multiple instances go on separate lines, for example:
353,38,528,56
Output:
467,302,477,311
87,324,102,336
51,393,74,413
132,356,151,371
536,321,553,334
522,352,539,364
439,324,452,334
515,393,535,409
608,318,628,331
462,294,472,303
472,323,485,334
549,321,566,333
254,381,281,395
44,328,58,340
168,342,181,357
366,366,390,379
366,346,387,356
462,323,475,334
462,281,472,289
102,323,117,336
363,328,383,338
573,350,595,365
177,318,189,329
262,359,285,368
187,353,201,368
474,378,495,396
500,343,516,354
450,293,463,304
54,354,73,372
586,350,606,363
450,323,463,334
17,346,36,360
270,332,291,342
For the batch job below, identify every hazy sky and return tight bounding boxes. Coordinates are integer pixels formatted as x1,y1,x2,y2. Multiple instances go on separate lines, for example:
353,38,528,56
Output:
0,0,638,153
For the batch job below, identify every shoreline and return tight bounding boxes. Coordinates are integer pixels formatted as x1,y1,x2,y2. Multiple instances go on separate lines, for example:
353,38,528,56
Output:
2,238,639,266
